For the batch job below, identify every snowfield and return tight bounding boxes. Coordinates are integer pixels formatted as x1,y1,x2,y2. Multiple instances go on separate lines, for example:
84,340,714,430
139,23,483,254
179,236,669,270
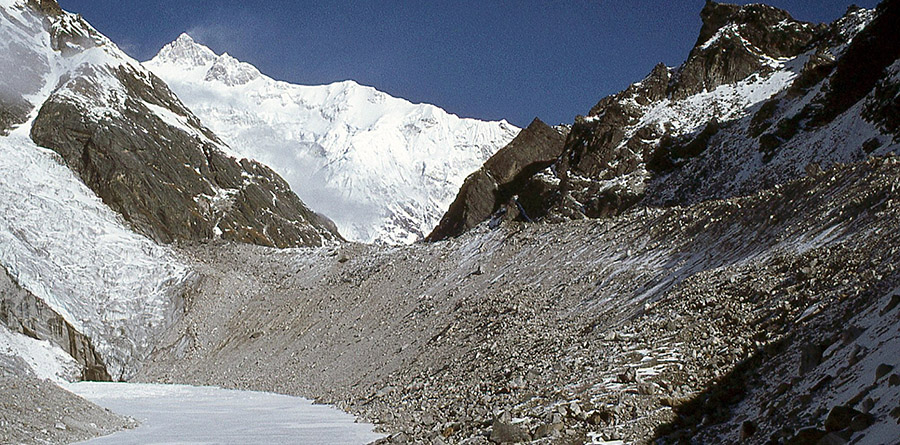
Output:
147,34,519,244
67,382,386,444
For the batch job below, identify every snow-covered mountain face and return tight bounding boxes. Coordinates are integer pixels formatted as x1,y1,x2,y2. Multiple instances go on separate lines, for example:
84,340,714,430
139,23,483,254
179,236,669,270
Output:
1,0,339,380
147,35,519,244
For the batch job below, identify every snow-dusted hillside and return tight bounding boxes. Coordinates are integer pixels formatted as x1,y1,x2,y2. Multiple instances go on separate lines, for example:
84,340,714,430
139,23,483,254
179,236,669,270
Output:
0,0,189,379
147,35,519,244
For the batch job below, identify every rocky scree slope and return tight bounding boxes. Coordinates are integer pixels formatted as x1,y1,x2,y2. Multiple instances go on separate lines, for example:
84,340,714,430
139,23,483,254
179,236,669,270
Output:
0,355,136,445
146,35,519,245
434,1,898,233
139,154,900,444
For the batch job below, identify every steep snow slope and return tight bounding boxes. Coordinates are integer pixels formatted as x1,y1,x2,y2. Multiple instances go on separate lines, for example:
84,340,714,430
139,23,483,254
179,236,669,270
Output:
0,0,189,379
0,132,189,380
147,35,519,244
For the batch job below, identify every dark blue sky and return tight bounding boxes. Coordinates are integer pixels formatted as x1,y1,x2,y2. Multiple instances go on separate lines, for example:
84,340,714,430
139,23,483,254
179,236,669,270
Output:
59,0,878,127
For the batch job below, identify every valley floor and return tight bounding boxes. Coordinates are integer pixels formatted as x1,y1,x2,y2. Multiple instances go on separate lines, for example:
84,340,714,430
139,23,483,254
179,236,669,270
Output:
65,382,384,444
137,156,900,443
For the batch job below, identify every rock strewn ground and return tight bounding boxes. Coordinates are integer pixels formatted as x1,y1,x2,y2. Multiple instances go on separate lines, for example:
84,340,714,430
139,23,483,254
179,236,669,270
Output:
0,356,135,445
138,156,900,444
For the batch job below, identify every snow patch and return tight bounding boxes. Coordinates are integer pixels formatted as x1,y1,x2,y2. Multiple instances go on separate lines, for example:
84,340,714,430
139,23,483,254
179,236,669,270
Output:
0,325,80,383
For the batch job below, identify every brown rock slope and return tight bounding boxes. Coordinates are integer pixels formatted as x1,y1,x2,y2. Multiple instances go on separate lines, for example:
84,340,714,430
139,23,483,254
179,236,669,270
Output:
139,155,900,444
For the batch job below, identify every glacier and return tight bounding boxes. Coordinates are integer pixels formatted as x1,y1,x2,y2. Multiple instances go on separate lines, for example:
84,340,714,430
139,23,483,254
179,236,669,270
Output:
0,0,189,380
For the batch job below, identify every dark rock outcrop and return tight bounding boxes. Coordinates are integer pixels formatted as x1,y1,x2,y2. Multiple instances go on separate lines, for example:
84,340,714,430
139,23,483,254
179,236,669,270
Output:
426,118,565,241
25,0,63,16
672,1,824,99
0,268,110,381
30,64,340,248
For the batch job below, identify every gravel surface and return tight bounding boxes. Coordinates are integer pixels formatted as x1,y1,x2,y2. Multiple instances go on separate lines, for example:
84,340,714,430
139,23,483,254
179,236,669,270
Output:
136,156,900,443
0,357,135,445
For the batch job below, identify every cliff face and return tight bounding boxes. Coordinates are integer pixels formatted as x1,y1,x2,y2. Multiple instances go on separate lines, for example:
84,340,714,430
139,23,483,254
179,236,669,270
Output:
426,119,566,241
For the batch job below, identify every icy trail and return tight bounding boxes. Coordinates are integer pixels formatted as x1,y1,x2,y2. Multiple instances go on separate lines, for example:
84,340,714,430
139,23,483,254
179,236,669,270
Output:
66,382,386,444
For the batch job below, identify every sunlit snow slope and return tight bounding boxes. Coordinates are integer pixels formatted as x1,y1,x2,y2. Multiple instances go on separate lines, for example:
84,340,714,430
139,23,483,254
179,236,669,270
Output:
147,35,519,244
0,0,188,380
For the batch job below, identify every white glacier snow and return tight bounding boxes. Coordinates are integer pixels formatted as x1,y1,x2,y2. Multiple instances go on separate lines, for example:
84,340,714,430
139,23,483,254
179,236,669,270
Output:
66,382,386,444
0,0,190,380
0,131,189,381
146,34,520,244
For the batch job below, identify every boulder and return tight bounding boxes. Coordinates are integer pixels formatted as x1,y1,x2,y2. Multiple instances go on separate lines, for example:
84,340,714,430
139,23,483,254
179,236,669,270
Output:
426,119,566,241
489,418,530,444
823,406,860,432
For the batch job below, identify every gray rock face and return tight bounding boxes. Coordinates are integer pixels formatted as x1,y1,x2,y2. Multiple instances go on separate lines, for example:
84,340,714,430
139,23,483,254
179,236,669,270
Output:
0,268,110,381
426,118,566,241
29,62,340,248
0,99,29,136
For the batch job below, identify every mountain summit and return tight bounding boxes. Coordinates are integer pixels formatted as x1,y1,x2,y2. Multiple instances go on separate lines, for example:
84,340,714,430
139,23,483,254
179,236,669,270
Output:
146,36,519,244
154,33,217,68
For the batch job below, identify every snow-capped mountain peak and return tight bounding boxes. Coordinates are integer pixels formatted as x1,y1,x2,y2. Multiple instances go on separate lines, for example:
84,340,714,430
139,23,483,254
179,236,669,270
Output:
147,36,520,244
153,33,217,68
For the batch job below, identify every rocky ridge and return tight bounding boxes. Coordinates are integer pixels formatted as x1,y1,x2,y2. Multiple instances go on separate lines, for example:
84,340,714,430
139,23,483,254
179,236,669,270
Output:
434,2,898,233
